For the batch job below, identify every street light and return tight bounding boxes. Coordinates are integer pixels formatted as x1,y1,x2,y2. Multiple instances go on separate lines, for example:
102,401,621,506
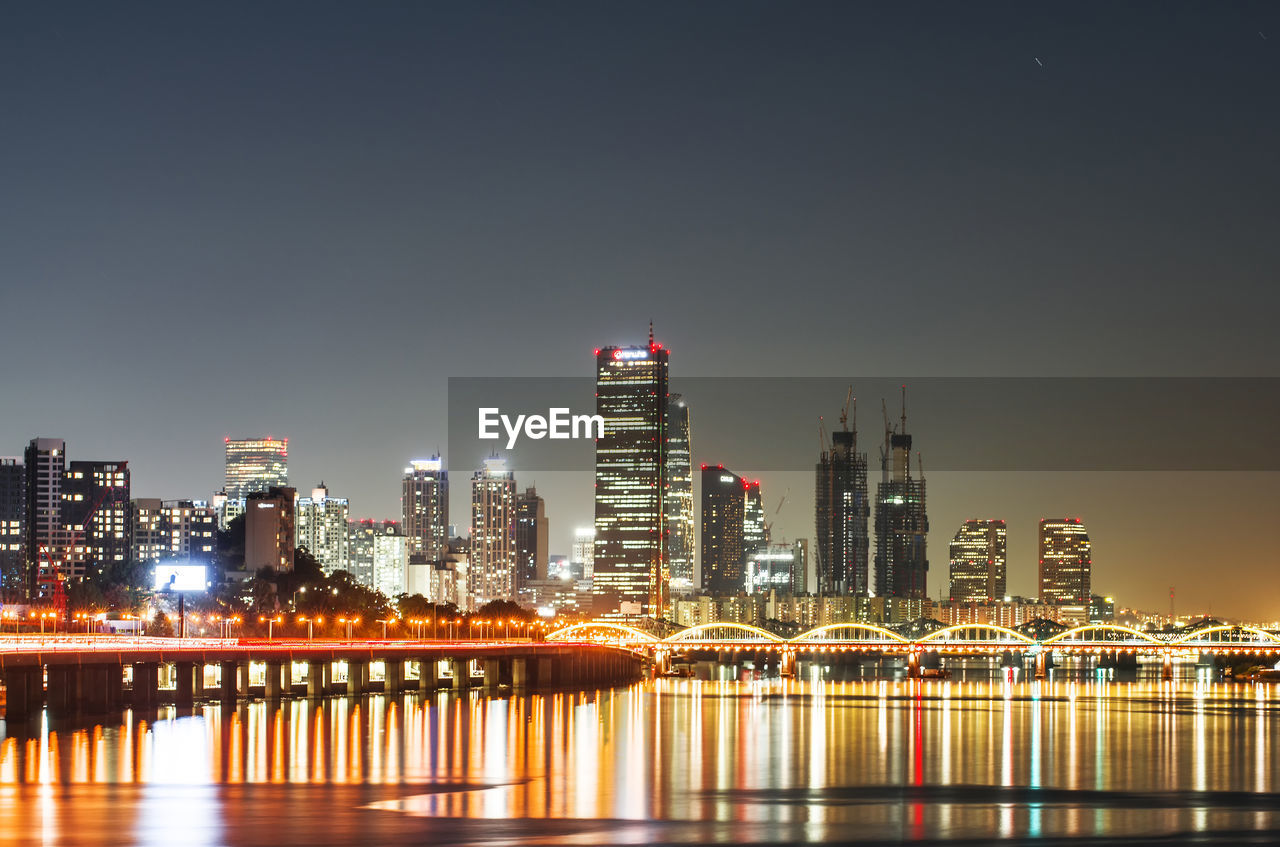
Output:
292,585,307,609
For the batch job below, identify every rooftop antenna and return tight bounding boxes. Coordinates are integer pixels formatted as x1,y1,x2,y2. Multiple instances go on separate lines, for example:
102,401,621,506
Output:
649,320,654,347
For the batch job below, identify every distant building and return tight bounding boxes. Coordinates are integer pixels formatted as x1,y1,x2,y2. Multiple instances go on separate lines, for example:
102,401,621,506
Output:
347,518,397,586
745,542,800,595
224,438,288,501
948,519,1007,603
1089,594,1115,624
1039,518,1091,604
131,499,217,564
470,457,516,606
874,398,928,598
244,486,296,572
515,486,548,598
700,465,745,595
402,457,448,561
0,458,25,599
24,438,67,597
743,479,766,561
592,332,669,617
665,394,695,591
295,483,350,573
372,524,408,598
571,527,595,581
62,459,131,580
815,420,870,596
791,538,810,596
212,489,243,531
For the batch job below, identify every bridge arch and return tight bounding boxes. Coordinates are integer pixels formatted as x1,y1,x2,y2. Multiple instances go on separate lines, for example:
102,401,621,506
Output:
790,622,909,644
546,622,659,644
662,622,784,644
916,623,1034,645
1042,623,1164,646
1171,624,1280,645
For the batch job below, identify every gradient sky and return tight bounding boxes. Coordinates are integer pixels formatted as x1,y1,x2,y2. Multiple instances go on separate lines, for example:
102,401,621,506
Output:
2,3,1277,618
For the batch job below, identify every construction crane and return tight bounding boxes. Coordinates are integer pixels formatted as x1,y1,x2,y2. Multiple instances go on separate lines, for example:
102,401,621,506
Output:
764,488,790,544
840,385,854,431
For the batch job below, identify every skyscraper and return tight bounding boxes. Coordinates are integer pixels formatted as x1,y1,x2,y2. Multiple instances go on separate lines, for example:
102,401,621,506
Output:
372,522,408,599
402,457,448,561
815,408,870,595
874,394,929,599
592,330,669,617
348,518,397,586
743,479,766,560
295,483,350,573
1039,518,1091,604
700,465,745,595
949,519,1007,603
62,460,131,579
245,486,296,572
515,486,548,597
24,438,66,597
0,458,25,599
470,457,516,607
224,437,288,501
665,394,695,591
572,527,595,581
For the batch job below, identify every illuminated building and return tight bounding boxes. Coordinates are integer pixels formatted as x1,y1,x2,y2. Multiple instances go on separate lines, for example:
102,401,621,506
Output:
700,465,745,595
948,519,1007,603
62,460,131,581
295,483,350,573
1039,518,1092,604
743,479,766,561
470,457,516,606
815,419,870,595
24,438,67,597
745,542,799,594
665,394,695,592
348,518,397,586
874,395,928,598
0,458,25,599
402,457,448,561
244,486,296,572
791,538,810,595
212,489,242,530
372,523,408,598
572,527,595,581
592,330,669,617
131,499,217,564
515,486,548,599
224,437,288,501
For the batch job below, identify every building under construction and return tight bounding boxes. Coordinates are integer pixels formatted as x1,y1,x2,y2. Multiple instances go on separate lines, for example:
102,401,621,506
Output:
874,390,929,599
814,391,870,595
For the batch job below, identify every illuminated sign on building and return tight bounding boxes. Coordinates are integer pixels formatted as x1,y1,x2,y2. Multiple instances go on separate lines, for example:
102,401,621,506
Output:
612,349,649,361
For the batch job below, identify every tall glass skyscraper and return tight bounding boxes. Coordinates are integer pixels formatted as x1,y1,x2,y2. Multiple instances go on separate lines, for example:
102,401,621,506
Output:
224,437,288,501
949,519,1007,602
665,394,694,591
815,425,870,595
700,465,745,595
402,457,448,561
874,396,929,599
592,331,669,617
1039,518,1091,604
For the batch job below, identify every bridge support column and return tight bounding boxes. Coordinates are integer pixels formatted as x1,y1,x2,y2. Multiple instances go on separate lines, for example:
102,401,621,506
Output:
264,661,286,700
1162,653,1174,681
307,661,329,698
907,651,921,679
220,661,246,703
654,649,670,676
482,658,500,690
512,658,529,689
2,666,44,721
346,661,367,696
780,650,796,678
46,666,80,717
1034,652,1047,680
383,659,404,694
416,659,438,693
132,662,160,708
538,658,552,689
451,658,471,690
174,662,200,707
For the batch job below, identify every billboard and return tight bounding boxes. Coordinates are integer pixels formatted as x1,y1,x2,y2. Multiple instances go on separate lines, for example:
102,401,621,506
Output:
153,564,209,593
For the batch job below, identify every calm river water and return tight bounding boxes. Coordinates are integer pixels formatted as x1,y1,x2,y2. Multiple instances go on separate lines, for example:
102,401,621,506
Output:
2,678,1279,845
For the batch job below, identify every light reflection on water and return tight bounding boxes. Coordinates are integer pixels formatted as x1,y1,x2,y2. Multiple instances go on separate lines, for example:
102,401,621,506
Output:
1,679,1279,844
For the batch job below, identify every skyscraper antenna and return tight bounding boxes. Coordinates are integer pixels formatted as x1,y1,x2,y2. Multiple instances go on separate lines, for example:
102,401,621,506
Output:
649,321,654,347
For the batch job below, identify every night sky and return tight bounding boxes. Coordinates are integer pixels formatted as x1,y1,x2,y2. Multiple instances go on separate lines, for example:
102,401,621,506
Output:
2,4,1277,617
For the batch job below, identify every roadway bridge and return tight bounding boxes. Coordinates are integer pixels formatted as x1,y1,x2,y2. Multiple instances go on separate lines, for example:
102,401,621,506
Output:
547,621,1280,680
0,637,642,722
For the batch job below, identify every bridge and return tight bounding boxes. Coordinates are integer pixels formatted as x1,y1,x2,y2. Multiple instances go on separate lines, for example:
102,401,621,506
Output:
546,621,1280,680
0,637,643,722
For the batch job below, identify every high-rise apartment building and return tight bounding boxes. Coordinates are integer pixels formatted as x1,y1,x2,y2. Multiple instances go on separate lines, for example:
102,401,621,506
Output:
402,457,448,561
0,458,25,598
131,499,217,564
348,518,397,586
470,457,516,606
815,416,870,595
296,483,350,573
701,465,745,595
245,486,296,572
224,438,288,501
25,438,67,597
372,522,408,598
515,486,548,596
874,397,928,598
62,460,131,581
592,331,669,616
665,394,695,591
1039,518,1092,604
949,519,1007,603
572,527,595,581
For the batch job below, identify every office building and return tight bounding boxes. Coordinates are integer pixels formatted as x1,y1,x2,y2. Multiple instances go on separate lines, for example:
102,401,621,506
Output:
948,519,1007,603
244,486,296,572
572,527,595,581
372,523,408,598
873,396,929,598
666,394,695,591
296,483,350,573
1039,518,1092,604
402,457,448,561
515,486,548,596
815,411,870,596
224,437,288,501
470,457,516,606
791,538,810,595
743,479,766,560
701,465,745,595
0,458,25,599
592,330,669,617
745,542,799,594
